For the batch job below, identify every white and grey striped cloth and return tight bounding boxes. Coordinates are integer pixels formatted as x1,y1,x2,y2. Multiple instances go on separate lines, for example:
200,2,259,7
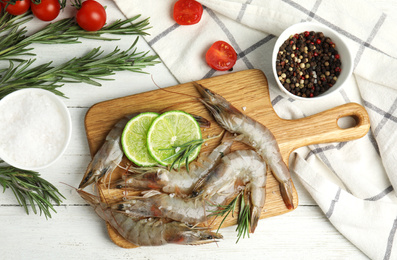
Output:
114,0,397,259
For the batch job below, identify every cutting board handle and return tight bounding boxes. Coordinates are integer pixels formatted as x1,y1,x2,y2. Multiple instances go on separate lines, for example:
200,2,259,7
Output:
281,102,370,153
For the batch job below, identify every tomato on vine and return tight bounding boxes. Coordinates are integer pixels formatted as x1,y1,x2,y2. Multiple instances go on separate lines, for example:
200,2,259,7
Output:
2,0,30,16
73,0,107,31
205,41,237,71
173,0,203,25
31,0,61,21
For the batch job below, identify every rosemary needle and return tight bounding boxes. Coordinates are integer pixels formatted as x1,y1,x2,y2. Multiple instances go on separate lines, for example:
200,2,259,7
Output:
0,11,32,35
0,162,65,219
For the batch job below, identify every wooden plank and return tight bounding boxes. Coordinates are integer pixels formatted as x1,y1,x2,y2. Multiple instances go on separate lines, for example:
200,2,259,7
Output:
84,69,370,248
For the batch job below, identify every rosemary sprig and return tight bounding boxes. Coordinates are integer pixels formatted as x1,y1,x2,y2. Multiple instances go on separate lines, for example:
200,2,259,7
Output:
208,192,251,243
0,38,160,99
161,131,225,172
0,162,65,219
162,139,205,172
209,192,241,233
236,193,251,242
0,15,151,61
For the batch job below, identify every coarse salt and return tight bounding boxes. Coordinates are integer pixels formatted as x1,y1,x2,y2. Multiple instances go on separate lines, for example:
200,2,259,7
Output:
0,89,70,169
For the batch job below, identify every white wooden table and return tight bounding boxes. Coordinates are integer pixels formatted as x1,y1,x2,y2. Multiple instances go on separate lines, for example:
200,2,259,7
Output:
5,1,396,259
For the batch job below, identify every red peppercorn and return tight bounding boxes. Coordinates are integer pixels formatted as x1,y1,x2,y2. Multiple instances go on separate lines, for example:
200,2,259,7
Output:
335,54,340,59
313,52,318,57
310,93,314,97
304,31,310,37
294,34,299,39
290,40,294,45
316,39,321,44
335,67,341,72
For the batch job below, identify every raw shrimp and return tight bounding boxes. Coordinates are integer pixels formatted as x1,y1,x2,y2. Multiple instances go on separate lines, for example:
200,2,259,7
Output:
110,139,233,195
77,189,222,246
79,115,135,189
113,149,267,232
194,82,294,210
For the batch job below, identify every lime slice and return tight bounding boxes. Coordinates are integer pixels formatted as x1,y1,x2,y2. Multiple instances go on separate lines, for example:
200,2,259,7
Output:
147,110,202,167
121,112,159,166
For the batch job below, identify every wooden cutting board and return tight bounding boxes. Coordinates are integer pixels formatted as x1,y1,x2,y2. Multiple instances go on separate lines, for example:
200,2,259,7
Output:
84,69,370,248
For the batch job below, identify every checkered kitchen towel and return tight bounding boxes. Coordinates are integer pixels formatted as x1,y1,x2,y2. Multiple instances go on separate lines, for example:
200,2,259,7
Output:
114,0,397,259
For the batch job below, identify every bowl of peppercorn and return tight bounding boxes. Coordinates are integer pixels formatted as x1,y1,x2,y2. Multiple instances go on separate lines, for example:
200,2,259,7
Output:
272,22,353,100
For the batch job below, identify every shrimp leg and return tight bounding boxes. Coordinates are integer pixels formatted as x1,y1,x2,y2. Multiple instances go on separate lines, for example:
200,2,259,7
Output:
194,82,294,210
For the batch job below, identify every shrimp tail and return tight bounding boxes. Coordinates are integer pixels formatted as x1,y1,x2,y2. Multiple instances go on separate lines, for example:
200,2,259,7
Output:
280,179,294,210
250,207,261,233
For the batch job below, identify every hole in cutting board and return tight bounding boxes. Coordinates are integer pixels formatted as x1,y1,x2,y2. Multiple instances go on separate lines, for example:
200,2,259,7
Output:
337,116,358,129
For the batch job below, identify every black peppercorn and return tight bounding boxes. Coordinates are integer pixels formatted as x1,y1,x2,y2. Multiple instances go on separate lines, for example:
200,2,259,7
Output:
276,30,342,98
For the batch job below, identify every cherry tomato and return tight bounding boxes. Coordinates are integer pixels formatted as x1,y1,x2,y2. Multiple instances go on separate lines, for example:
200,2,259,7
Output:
31,0,60,21
76,0,106,31
173,0,203,25
2,0,30,16
205,41,237,71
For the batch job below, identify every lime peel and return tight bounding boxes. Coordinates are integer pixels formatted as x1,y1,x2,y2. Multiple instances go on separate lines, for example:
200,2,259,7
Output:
147,110,202,168
121,112,159,167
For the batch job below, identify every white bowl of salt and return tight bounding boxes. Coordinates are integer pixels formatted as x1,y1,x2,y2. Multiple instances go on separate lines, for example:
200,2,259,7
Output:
0,89,72,170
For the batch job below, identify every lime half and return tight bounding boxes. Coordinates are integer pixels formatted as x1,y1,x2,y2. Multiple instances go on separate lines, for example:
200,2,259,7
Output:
147,110,202,167
121,112,159,166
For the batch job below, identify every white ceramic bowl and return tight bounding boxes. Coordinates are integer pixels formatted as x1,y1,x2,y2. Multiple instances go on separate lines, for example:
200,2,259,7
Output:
272,22,353,100
0,89,72,170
